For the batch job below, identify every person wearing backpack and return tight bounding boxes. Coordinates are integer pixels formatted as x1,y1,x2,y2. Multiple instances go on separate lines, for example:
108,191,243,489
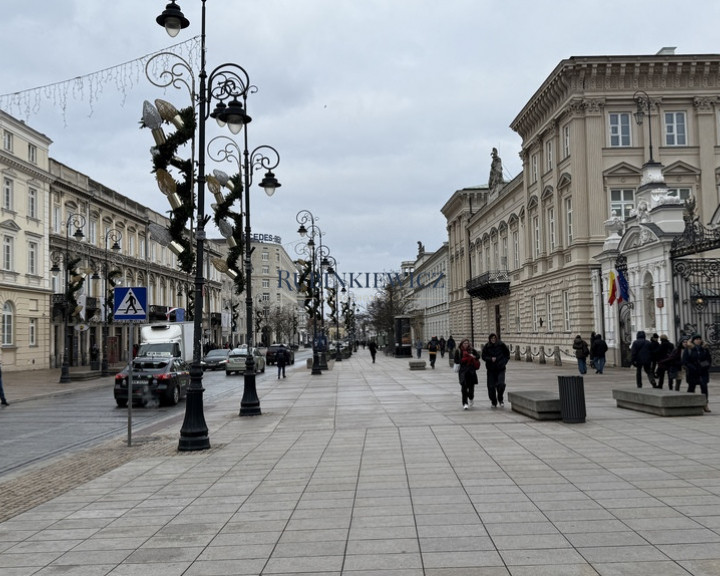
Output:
427,337,439,369
630,330,657,388
573,335,590,375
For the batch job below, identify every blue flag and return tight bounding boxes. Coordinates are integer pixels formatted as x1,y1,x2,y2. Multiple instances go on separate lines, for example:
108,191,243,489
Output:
617,269,630,302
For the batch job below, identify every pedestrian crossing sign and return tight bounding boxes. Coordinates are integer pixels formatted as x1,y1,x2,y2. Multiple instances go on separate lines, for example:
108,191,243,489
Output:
114,287,147,322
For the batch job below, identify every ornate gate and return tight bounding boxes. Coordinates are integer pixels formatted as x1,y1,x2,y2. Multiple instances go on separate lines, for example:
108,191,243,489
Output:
670,199,720,369
618,301,634,367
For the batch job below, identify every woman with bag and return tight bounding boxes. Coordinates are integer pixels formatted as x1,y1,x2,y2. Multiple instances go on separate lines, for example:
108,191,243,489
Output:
454,338,480,410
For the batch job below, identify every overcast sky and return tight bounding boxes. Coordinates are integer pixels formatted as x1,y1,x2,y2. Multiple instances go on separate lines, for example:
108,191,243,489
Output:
2,0,719,307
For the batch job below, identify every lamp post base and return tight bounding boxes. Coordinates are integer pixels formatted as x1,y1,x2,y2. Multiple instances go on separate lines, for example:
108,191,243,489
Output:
178,369,210,451
239,370,261,416
59,364,71,383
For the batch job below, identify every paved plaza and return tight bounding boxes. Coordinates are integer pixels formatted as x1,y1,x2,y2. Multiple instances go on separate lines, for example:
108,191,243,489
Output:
1,349,720,575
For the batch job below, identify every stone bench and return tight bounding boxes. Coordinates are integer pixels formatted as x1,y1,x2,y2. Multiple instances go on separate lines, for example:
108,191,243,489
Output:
408,360,427,371
507,390,561,420
612,388,707,416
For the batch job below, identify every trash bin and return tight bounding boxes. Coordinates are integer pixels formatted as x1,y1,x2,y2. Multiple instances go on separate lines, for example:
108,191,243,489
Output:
557,375,586,423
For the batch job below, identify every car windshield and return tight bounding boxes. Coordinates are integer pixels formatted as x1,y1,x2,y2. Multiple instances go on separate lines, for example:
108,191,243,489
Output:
205,350,228,358
231,347,249,355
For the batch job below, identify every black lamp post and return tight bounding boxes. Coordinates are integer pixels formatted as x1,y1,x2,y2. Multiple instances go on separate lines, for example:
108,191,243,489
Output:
324,255,343,362
633,90,656,164
297,210,323,375
207,136,280,416
53,214,86,383
153,0,266,449
101,229,121,377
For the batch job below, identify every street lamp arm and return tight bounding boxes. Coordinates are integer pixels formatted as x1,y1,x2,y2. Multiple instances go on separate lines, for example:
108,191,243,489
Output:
145,52,196,102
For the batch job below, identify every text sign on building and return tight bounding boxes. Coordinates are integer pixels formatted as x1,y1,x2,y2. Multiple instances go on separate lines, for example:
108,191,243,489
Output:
114,287,148,322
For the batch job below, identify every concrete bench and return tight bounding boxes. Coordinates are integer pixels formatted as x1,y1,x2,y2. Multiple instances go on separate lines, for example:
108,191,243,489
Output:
408,360,427,371
507,390,561,420
612,388,707,416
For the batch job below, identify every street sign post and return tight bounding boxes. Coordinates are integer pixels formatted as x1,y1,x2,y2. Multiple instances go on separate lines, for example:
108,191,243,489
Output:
113,287,147,446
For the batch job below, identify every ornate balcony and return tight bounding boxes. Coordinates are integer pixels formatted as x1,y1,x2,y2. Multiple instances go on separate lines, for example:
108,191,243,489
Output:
466,270,510,300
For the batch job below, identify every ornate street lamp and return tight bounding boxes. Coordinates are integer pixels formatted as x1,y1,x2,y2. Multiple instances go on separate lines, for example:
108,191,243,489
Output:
324,255,343,362
151,0,265,449
100,229,122,376
207,136,280,416
633,90,655,164
296,210,324,375
53,214,86,383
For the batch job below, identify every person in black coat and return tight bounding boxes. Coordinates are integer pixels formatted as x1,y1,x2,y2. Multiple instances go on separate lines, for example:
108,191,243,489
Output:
367,341,378,363
654,334,675,389
481,333,510,408
590,334,608,374
682,333,712,412
276,345,288,379
657,337,685,391
630,330,657,388
454,338,480,410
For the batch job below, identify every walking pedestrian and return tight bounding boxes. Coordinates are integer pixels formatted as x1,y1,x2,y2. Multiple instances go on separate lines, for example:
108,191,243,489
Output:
649,333,661,379
481,333,510,408
368,340,377,363
446,335,456,359
439,336,446,358
428,337,439,369
630,330,657,388
657,336,685,391
454,338,480,410
682,333,712,412
276,345,288,379
654,334,675,388
415,337,423,359
590,333,608,374
572,335,590,375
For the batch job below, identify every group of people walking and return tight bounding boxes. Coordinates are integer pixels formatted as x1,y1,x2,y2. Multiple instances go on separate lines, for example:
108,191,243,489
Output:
453,333,510,410
573,330,711,412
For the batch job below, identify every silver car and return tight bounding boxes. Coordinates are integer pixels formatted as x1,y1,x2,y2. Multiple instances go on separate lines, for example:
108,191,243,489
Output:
226,346,266,375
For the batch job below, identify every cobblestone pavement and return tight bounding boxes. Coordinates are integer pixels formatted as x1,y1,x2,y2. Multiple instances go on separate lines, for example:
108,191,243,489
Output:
1,353,720,575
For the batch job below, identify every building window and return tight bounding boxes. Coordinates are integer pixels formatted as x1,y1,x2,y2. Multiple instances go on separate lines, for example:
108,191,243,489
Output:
485,247,491,271
501,236,508,269
3,178,13,211
139,238,146,259
28,188,37,219
89,220,98,245
563,290,571,331
532,215,540,258
532,296,538,332
3,236,13,271
530,153,538,183
262,279,270,288
3,131,13,152
546,294,553,332
29,318,37,346
512,231,519,269
546,140,553,171
28,241,37,275
547,207,556,251
262,266,270,275
565,197,573,245
610,188,635,218
609,112,631,147
667,187,691,200
2,302,13,345
664,111,687,146
28,143,37,164
129,235,135,257
562,124,570,158
515,301,521,333
262,251,269,261
53,205,61,234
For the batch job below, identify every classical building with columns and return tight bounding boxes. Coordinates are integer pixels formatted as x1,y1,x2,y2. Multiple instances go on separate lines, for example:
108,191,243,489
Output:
444,50,720,365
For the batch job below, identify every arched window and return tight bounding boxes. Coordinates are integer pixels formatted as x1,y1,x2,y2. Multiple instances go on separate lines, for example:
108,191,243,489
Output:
2,301,14,345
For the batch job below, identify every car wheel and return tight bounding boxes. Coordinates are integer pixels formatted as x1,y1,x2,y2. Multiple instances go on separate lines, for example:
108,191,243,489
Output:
261,363,265,373
226,370,231,376
169,385,180,406
116,399,127,408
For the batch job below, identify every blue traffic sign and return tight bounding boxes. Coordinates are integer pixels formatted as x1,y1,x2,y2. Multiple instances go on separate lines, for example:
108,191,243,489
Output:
114,287,148,322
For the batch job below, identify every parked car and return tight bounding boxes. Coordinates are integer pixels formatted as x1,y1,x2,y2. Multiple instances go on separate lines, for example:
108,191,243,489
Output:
201,348,230,371
265,343,295,365
114,356,190,407
226,346,266,375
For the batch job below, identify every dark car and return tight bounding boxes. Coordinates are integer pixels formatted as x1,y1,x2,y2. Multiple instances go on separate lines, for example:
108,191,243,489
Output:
265,344,295,365
114,356,190,407
201,348,230,371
